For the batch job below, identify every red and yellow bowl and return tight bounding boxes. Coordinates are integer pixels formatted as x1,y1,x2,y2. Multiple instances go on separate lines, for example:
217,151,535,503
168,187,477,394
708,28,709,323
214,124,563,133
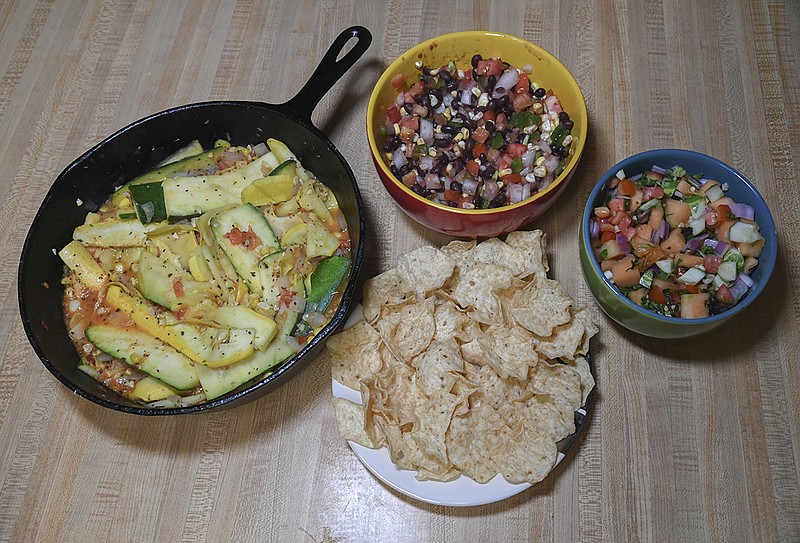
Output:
367,31,588,238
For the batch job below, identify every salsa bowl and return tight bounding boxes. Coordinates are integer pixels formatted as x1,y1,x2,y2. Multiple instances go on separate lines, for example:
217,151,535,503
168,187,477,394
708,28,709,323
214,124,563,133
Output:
579,149,777,338
367,31,588,238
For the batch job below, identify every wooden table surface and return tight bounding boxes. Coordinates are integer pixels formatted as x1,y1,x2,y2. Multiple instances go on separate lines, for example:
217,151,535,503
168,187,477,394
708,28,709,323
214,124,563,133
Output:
1,1,798,541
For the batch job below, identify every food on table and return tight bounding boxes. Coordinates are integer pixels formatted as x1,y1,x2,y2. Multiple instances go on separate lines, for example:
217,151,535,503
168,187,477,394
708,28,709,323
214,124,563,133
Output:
589,164,765,318
379,55,576,209
59,138,351,407
328,231,597,485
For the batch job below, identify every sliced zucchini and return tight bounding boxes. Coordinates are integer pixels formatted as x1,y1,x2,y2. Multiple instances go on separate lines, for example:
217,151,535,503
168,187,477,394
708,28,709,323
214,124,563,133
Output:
207,305,278,351
58,241,108,289
291,256,350,337
129,376,179,402
73,218,159,247
136,249,218,310
86,324,199,390
211,203,280,296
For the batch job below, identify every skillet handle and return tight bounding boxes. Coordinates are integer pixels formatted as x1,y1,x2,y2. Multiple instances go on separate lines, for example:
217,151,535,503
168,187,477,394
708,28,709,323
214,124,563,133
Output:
280,26,372,123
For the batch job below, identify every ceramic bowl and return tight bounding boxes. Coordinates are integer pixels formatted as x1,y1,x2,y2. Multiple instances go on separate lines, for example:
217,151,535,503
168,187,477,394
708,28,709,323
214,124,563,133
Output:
367,31,587,238
579,149,777,338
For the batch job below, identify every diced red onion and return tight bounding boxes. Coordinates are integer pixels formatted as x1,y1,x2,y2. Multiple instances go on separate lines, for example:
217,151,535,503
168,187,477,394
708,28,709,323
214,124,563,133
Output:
729,275,750,300
650,227,662,244
658,220,670,240
521,183,531,201
728,203,755,220
683,232,709,252
462,178,478,196
739,273,755,288
650,165,668,176
419,118,434,145
395,92,405,106
507,183,525,204
482,179,499,201
391,148,407,170
616,233,630,254
418,155,434,172
590,220,600,239
629,173,643,181
493,69,520,98
424,173,442,189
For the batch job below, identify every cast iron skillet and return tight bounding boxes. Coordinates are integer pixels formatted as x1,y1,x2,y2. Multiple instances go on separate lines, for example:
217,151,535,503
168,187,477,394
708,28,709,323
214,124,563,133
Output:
18,26,372,415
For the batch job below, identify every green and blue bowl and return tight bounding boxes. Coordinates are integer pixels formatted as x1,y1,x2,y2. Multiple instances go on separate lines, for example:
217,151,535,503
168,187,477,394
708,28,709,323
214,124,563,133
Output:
579,149,777,338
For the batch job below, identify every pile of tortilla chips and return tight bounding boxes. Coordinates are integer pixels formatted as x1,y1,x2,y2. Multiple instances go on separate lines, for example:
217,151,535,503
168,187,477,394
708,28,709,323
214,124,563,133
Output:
328,230,597,485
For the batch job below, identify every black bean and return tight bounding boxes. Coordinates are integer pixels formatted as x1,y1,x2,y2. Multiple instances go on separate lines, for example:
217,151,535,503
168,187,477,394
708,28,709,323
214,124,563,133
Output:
465,118,477,130
403,103,414,113
558,111,570,121
563,119,574,131
421,188,433,197
442,124,457,135
439,70,452,81
495,95,509,110
484,120,496,133
446,79,459,92
490,194,507,207
450,180,462,192
484,164,496,177
533,87,546,98
486,75,497,93
410,183,423,194
464,138,475,154
471,54,483,68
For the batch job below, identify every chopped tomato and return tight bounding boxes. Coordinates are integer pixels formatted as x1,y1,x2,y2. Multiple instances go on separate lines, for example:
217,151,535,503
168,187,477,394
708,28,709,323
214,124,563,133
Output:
495,154,513,171
503,173,523,184
390,73,406,89
609,198,626,212
475,59,504,78
224,226,262,249
703,254,721,274
472,126,490,144
681,283,700,294
481,109,496,124
465,160,480,177
386,104,401,124
715,283,734,304
408,81,426,97
512,93,533,112
506,142,527,157
512,72,529,94
399,126,416,143
642,185,664,201
172,278,185,298
599,230,616,244
495,112,508,131
472,143,487,158
650,284,668,304
398,116,419,130
278,287,295,308
443,189,462,202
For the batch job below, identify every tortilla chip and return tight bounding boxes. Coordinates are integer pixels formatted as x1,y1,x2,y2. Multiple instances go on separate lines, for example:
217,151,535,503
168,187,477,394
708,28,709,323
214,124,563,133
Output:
495,425,558,484
449,261,514,325
411,391,465,465
505,274,573,337
412,339,464,397
466,237,536,279
375,297,436,362
500,393,576,442
440,239,477,267
328,320,383,389
565,355,595,405
477,324,538,381
433,299,472,343
530,362,583,410
396,245,456,299
332,397,376,448
362,268,412,323
468,364,533,410
504,230,549,277
446,402,507,483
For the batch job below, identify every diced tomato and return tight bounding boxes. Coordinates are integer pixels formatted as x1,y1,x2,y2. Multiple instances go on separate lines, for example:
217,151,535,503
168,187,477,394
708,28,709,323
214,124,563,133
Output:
465,160,480,177
495,112,508,131
705,209,719,227
495,154,513,171
612,212,631,229
609,198,626,212
642,185,664,201
650,284,668,304
512,93,533,112
506,142,527,157
703,254,721,274
599,222,616,232
476,59,504,78
503,173,523,184
472,126,490,144
716,204,732,221
457,195,474,207
398,116,419,130
600,230,616,244
224,226,262,249
390,73,406,89
681,283,700,294
399,126,416,143
486,147,501,163
472,143,487,158
443,189,462,202
172,278,185,298
278,287,294,308
715,283,734,304
624,226,637,240
618,179,636,197
481,109,496,124
408,81,426,97
512,72,529,94
386,104,401,125
401,171,417,187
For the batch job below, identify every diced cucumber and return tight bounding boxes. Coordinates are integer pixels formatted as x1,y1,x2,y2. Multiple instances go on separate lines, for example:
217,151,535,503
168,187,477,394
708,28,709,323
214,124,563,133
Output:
86,324,200,390
291,256,350,337
211,203,280,297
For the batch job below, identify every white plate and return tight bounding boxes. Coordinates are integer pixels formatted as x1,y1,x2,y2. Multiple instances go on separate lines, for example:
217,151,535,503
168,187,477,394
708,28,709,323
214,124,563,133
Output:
330,305,592,507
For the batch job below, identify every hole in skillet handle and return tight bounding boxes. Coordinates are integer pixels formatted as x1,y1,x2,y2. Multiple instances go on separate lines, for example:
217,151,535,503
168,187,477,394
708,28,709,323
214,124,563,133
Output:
278,26,373,124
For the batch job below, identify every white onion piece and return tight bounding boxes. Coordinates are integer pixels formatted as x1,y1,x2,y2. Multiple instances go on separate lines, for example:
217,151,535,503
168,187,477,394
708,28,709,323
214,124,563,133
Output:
521,183,532,201
482,179,499,201
507,183,525,204
521,149,537,169
252,142,268,157
391,148,407,170
418,155,434,171
289,296,306,313
462,178,478,196
305,311,327,328
419,118,434,145
286,335,302,352
544,155,561,175
425,173,442,189
493,69,520,98
395,92,405,106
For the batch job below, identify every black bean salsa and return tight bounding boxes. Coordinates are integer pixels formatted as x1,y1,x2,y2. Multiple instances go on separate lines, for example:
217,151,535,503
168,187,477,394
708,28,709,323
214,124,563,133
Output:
379,54,576,209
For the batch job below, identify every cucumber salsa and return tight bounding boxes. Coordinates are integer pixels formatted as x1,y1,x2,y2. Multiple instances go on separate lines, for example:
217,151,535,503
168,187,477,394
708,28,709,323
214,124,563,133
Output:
60,138,352,407
380,54,576,209
589,164,765,319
